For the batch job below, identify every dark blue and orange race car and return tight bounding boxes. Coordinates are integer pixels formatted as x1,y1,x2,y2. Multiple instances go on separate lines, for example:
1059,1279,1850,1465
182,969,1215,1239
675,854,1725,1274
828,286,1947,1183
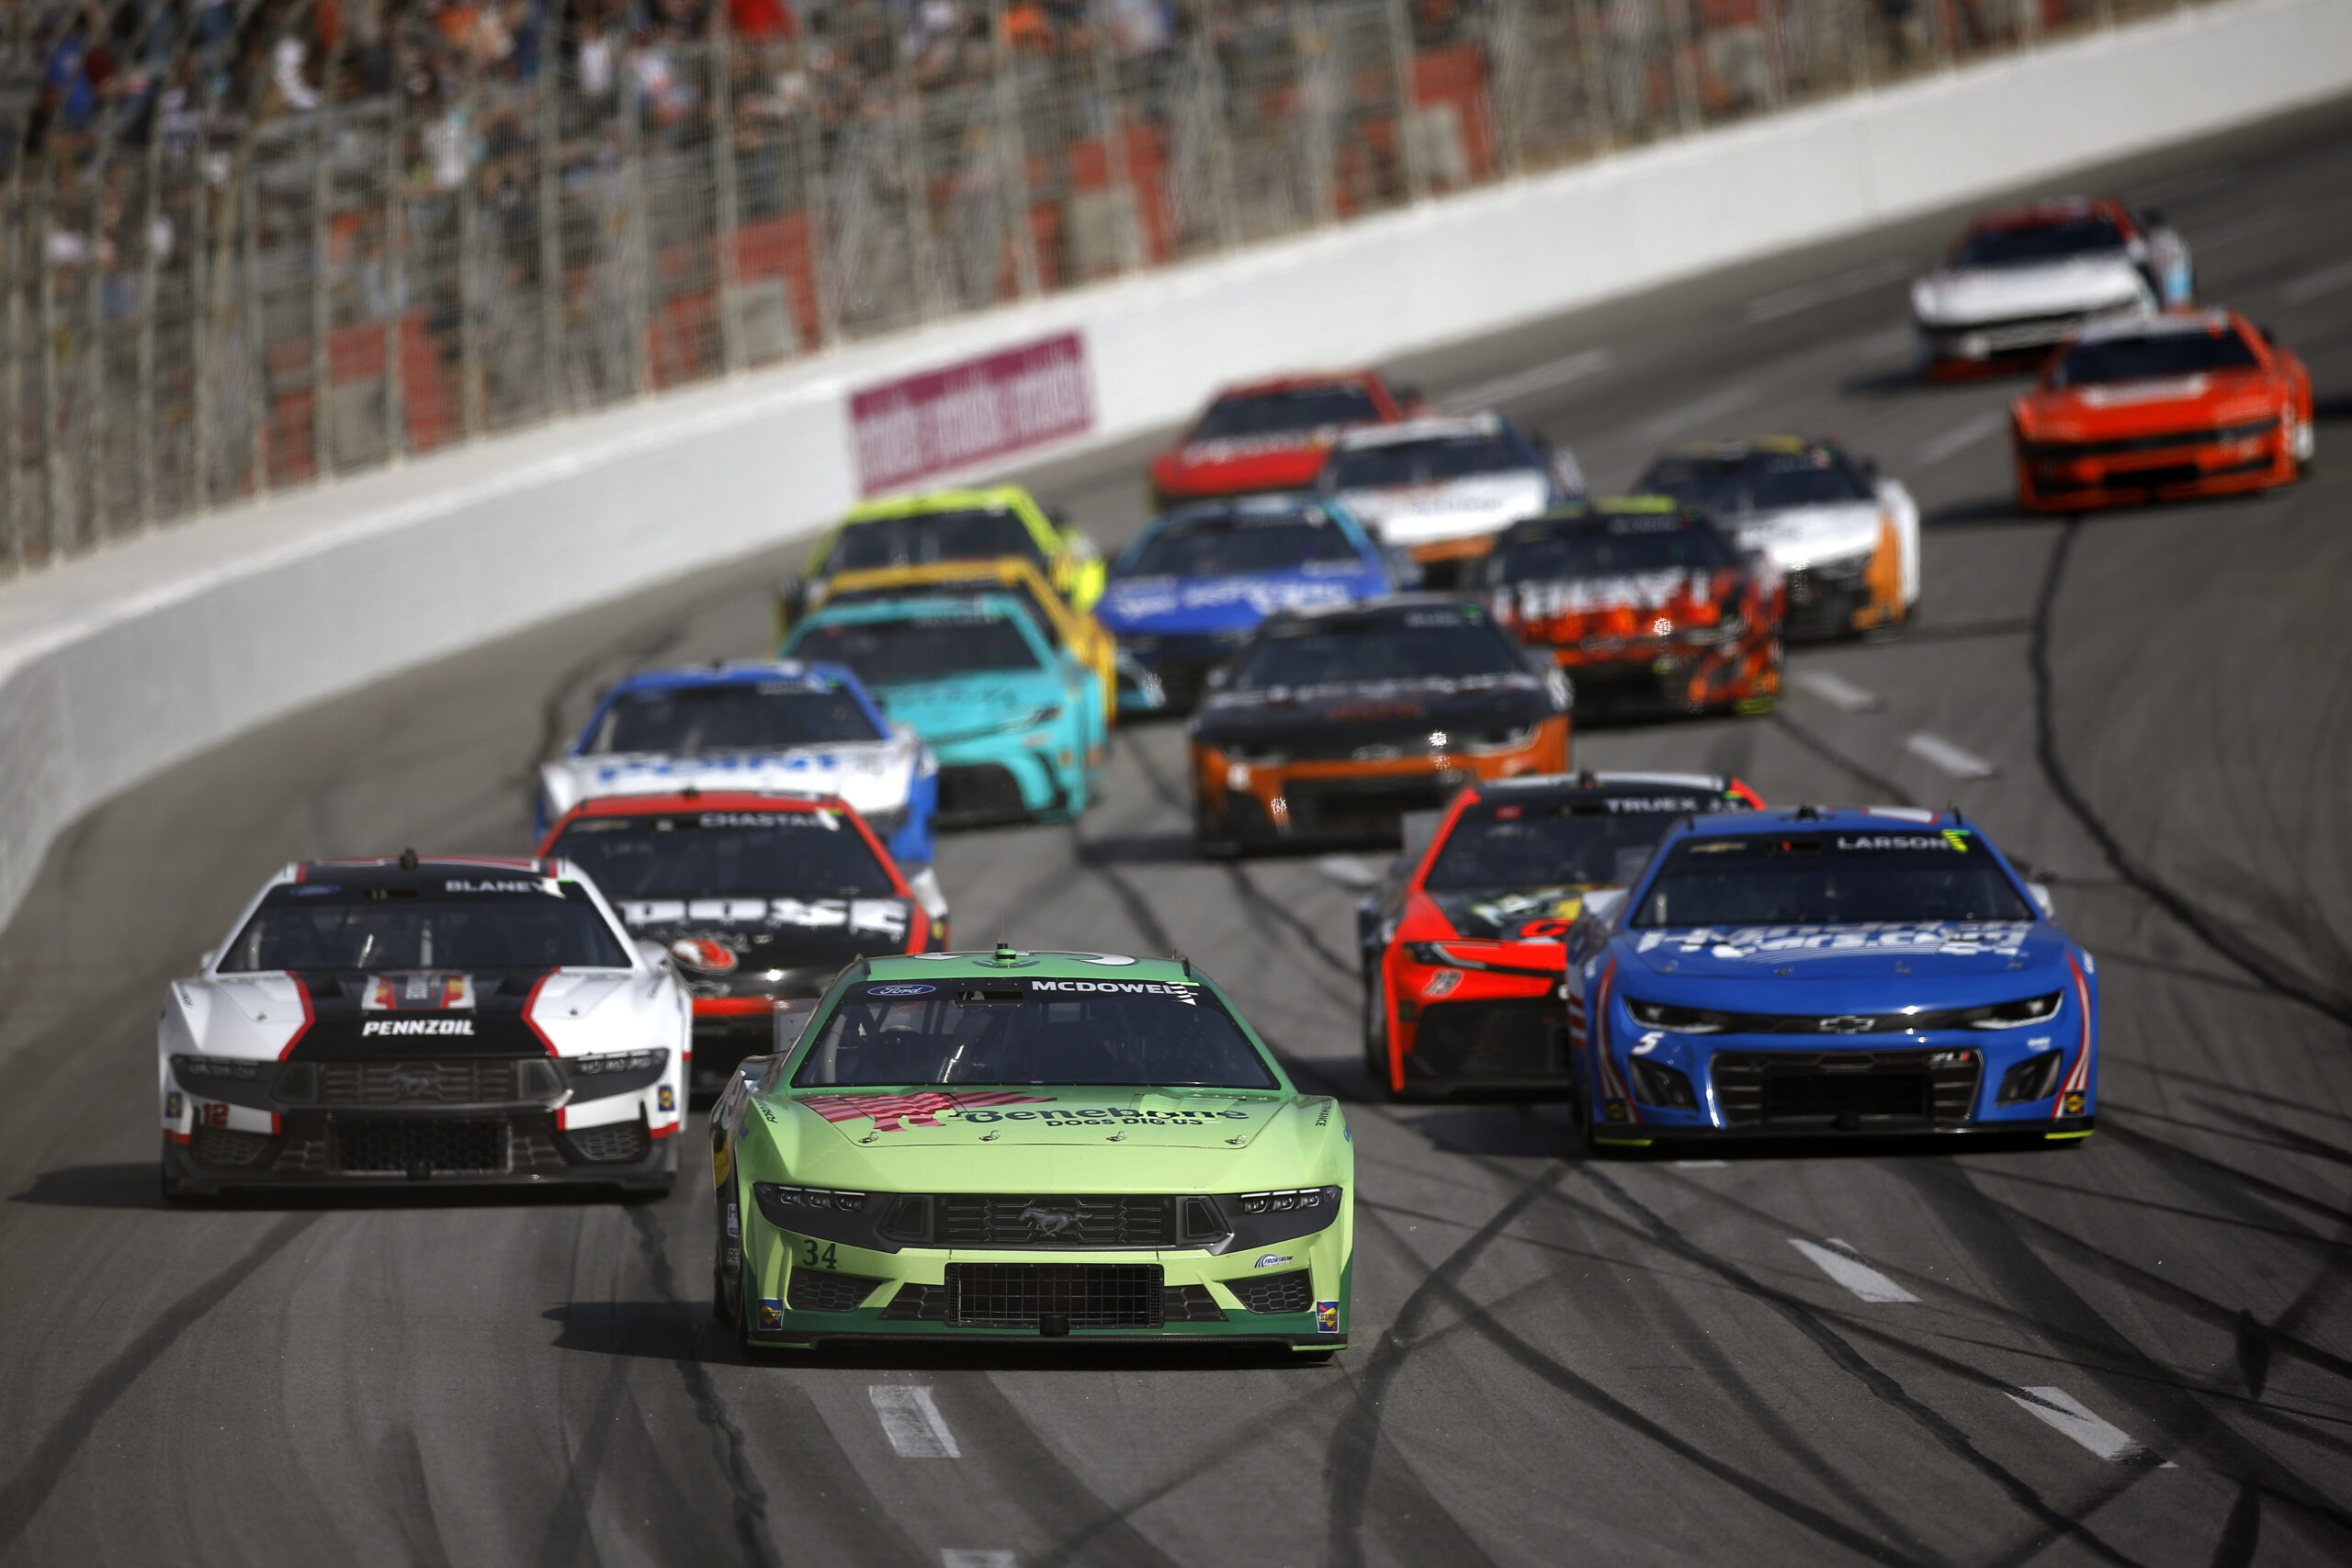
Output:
1566,806,2096,1149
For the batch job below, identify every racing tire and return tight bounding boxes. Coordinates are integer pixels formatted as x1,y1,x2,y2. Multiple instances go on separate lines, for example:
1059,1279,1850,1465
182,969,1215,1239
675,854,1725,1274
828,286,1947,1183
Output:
713,1189,743,1329
1193,805,1238,862
1361,974,1393,1100
159,1168,206,1206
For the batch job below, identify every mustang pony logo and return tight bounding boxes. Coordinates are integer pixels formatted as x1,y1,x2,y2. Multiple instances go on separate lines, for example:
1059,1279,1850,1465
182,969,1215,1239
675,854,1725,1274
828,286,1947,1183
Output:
389,1066,443,1099
798,1090,1053,1133
1017,1205,1080,1237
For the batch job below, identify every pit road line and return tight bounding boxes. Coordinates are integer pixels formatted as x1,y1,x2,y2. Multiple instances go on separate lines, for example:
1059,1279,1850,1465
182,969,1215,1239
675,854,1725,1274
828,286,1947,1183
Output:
870,1386,961,1458
1905,732,1998,779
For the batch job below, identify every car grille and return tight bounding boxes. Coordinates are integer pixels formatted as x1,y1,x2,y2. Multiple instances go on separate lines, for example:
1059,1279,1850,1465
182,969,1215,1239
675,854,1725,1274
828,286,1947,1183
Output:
1283,775,1458,839
1712,1049,1981,1129
2035,455,2274,492
946,1263,1164,1328
881,1280,1223,1325
190,1125,276,1168
334,1116,510,1174
876,1193,1227,1249
562,1120,651,1164
2020,417,2275,460
306,1058,534,1106
786,1270,887,1313
1227,1271,1316,1314
937,763,1030,824
1408,998,1568,1081
1923,311,2093,354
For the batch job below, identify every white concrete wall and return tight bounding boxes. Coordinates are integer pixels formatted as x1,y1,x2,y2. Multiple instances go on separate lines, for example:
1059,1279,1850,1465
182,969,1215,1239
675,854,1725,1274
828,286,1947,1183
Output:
3,0,2347,929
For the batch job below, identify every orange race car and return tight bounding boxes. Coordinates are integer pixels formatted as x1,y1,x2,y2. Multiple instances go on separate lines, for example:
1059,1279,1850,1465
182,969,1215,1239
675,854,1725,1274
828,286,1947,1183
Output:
1481,498,1783,718
1354,771,1761,1098
2013,309,2314,512
1186,598,1570,856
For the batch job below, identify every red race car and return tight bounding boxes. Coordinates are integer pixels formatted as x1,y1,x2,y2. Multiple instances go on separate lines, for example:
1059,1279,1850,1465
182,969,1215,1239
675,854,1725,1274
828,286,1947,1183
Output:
1482,498,1784,718
1355,771,1760,1099
2013,309,2313,512
537,791,947,1098
1149,371,1419,506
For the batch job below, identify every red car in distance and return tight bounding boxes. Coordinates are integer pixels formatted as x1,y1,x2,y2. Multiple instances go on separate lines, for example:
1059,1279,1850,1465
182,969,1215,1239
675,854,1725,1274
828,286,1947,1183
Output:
1355,771,1760,1099
2013,308,2313,512
537,791,947,1098
1149,371,1420,506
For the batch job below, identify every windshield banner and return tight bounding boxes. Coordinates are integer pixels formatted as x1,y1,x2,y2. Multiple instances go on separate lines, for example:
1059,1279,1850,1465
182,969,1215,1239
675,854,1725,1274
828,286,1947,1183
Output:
851,333,1093,494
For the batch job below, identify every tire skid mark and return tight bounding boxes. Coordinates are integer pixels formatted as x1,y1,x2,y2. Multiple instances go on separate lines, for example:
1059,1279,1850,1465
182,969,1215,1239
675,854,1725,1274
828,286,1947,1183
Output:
2030,520,2352,1028
1322,1166,1566,1568
0,1210,322,1555
2094,1109,2352,1239
1581,1168,2145,1568
924,1374,1191,1568
382,1423,461,1568
1221,865,1357,979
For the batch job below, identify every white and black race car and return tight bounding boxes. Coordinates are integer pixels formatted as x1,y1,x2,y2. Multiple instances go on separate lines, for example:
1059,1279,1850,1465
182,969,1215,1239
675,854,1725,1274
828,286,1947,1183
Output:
1910,197,2192,374
158,853,689,1199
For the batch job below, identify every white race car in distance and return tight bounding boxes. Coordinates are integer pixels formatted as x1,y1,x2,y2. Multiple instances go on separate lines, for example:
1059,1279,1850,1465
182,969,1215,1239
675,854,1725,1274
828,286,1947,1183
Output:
159,852,689,1199
1910,197,2192,375
1319,413,1584,587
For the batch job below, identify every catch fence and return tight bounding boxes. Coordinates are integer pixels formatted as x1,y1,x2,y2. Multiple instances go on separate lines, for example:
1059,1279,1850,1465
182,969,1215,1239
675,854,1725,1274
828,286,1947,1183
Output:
0,0,2207,572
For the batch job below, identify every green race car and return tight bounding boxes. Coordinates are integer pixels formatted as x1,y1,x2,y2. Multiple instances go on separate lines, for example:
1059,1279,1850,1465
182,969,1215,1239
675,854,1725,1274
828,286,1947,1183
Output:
709,946,1353,1353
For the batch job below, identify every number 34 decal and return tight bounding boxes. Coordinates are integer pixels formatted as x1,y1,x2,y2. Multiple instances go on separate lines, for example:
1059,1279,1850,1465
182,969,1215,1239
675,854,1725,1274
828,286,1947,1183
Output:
798,1239,837,1270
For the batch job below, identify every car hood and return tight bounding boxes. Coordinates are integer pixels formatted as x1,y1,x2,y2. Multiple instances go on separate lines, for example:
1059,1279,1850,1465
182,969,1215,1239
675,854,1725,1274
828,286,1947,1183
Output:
1336,472,1553,546
782,1085,1290,1151
1913,257,2148,325
1191,671,1555,751
543,737,924,820
1490,567,1747,642
1154,433,1345,497
2018,370,2278,438
1421,886,1591,942
1623,920,2066,989
175,966,662,1060
866,672,1067,738
1098,566,1381,635
1725,503,1883,574
613,892,918,976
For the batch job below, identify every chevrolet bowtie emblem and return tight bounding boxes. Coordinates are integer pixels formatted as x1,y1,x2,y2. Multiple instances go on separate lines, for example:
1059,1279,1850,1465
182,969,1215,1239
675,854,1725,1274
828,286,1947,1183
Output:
1816,1016,1876,1033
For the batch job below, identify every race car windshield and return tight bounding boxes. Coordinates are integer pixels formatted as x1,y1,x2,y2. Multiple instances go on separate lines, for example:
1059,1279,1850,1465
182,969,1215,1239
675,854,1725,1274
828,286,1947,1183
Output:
1228,619,1521,689
1325,435,1528,490
1951,216,2127,267
1192,386,1382,439
2049,328,2260,387
1427,801,1702,891
1632,831,2034,927
1635,450,1870,517
220,883,632,970
796,982,1279,1089
1482,516,1735,584
1124,517,1359,578
826,579,1066,648
828,510,1045,573
585,682,882,755
549,810,897,899
795,616,1043,685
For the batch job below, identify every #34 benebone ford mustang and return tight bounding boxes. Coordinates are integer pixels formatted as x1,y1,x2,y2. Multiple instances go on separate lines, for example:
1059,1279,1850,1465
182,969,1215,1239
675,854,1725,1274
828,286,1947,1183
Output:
159,853,691,1198
710,948,1353,1351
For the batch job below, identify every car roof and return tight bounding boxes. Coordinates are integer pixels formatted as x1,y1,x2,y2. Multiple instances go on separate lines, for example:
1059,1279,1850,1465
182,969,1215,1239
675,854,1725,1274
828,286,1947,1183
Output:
1209,371,1381,400
1498,497,1696,536
841,486,1045,524
2069,307,2238,344
800,591,1040,626
1258,594,1493,633
1671,805,1963,838
1475,770,1734,799
288,854,568,886
1332,413,1504,449
1659,434,1826,460
1157,492,1337,526
558,790,855,819
1967,197,2124,231
606,660,857,695
862,950,1202,985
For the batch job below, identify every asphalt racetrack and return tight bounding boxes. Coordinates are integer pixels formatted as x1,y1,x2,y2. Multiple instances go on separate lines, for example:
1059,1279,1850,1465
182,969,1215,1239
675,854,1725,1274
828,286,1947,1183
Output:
5,96,2352,1568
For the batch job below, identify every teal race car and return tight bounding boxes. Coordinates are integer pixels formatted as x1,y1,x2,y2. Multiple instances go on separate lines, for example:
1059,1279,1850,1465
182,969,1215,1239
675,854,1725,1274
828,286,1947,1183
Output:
708,947,1354,1352
783,593,1104,826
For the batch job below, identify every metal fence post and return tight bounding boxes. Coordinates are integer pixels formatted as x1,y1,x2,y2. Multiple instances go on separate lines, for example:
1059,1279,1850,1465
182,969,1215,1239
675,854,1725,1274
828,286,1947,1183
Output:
1088,14,1147,269
620,54,653,396
192,162,215,505
1668,0,1702,133
384,85,408,462
1848,0,1873,88
1578,0,1613,154
1384,0,1430,200
1190,0,1238,249
988,0,1044,299
796,92,842,349
137,109,164,528
539,27,568,416
311,101,337,479
243,168,271,496
710,14,748,373
458,73,484,437
1487,0,1529,178
40,152,67,560
895,32,946,319
3,175,23,570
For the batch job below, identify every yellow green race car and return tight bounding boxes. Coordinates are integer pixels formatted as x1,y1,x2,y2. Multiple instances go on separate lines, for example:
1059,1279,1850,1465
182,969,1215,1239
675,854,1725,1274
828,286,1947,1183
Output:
783,487,1107,626
709,946,1353,1352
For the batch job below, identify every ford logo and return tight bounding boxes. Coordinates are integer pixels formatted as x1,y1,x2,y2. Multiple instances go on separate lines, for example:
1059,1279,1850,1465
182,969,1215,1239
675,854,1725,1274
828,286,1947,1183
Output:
866,983,936,997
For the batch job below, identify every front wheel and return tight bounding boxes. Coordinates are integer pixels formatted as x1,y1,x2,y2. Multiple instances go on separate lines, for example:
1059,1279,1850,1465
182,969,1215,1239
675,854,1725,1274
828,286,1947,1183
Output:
1362,973,1393,1099
713,1188,743,1328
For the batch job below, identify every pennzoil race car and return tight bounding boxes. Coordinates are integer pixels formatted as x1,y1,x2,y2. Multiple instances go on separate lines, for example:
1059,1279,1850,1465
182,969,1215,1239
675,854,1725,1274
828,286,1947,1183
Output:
709,947,1353,1351
1187,598,1571,855
1358,773,1759,1098
1911,197,2192,375
1634,438,1917,641
537,661,940,869
783,487,1106,621
539,792,948,1098
2011,309,2313,512
159,853,689,1199
1148,372,1418,505
1482,499,1783,717
1566,807,2096,1148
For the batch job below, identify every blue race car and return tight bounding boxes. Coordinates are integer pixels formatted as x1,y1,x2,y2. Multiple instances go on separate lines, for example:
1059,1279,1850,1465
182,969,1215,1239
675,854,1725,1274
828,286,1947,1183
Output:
1566,806,2095,1148
783,592,1104,826
1093,493,1404,711
537,660,939,867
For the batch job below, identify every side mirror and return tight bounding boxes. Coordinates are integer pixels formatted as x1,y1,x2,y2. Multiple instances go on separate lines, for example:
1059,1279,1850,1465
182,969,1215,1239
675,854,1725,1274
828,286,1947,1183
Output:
2028,883,2056,920
634,939,672,971
198,949,220,973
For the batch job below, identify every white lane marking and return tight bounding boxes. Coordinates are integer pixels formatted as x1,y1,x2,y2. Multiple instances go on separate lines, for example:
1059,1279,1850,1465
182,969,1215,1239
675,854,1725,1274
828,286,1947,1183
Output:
1790,1238,1919,1303
1673,1159,1728,1168
1441,347,1613,412
1914,409,2007,467
870,1385,960,1458
1745,258,1914,322
1315,854,1382,889
1633,383,1758,444
2007,1387,2176,1469
1794,670,1883,713
943,1553,1017,1568
2282,258,2352,304
1905,732,1996,779
2195,207,2290,250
